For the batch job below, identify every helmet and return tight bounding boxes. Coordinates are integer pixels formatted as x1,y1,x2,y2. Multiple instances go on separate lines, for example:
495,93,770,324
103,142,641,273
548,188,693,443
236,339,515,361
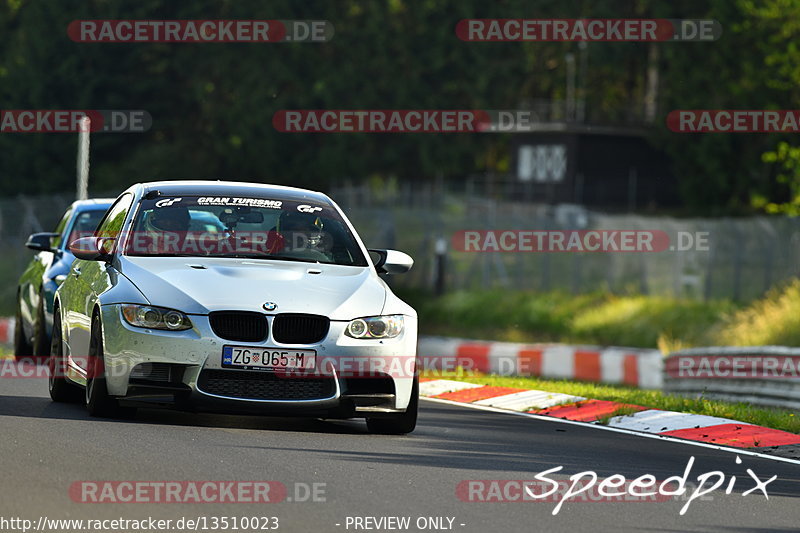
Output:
278,211,323,232
278,211,326,249
145,207,190,233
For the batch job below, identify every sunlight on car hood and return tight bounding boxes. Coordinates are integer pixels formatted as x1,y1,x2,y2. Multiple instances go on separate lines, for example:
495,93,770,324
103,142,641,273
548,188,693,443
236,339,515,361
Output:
120,256,386,319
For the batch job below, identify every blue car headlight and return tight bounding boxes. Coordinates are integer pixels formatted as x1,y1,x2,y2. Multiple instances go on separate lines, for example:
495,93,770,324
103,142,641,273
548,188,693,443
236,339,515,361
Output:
121,304,193,331
345,315,404,339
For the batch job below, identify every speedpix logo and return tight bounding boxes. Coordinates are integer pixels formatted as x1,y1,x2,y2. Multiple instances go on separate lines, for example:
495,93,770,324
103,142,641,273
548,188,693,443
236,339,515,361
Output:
458,456,775,516
297,204,323,213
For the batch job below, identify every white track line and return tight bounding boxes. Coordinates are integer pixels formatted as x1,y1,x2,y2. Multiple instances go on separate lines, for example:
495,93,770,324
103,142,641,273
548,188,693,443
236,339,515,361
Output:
421,396,800,466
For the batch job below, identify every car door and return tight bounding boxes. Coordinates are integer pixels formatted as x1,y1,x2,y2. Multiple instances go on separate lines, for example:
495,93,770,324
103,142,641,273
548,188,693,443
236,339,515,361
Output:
18,207,72,340
65,194,133,375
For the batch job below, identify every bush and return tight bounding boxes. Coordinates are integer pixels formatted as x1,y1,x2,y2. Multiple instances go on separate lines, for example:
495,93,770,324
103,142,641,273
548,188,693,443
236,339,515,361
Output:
714,278,800,346
397,288,732,348
571,295,733,348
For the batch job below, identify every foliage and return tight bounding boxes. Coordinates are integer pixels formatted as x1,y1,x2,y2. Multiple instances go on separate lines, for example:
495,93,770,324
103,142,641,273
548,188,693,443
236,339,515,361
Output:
404,276,800,349
399,288,732,348
715,277,800,346
0,0,797,213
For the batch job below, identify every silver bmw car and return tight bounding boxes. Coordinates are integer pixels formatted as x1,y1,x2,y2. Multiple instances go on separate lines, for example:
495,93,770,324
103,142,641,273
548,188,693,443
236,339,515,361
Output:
50,181,419,434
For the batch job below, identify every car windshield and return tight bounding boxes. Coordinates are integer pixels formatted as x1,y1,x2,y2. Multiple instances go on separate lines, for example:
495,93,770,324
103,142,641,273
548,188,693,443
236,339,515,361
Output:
64,210,108,247
125,195,369,266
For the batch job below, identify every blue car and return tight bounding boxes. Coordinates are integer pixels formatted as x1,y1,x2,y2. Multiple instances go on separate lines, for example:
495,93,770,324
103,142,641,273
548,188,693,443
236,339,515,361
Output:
14,198,114,359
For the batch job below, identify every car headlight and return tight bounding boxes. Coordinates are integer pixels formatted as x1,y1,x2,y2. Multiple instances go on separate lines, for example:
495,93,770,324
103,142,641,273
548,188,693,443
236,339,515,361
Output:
345,315,404,339
121,304,193,331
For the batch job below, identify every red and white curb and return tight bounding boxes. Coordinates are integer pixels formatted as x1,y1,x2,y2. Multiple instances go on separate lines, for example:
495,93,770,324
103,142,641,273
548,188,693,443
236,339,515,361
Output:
419,336,662,389
420,379,800,450
2,327,659,388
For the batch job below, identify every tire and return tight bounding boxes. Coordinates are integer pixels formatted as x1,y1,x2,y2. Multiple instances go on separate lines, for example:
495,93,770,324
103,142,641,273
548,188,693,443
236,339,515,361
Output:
366,375,419,435
85,314,135,418
48,311,82,403
32,294,50,363
13,296,33,360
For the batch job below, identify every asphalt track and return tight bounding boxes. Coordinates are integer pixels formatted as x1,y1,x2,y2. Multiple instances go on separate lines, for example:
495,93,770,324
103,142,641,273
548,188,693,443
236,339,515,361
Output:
0,366,798,533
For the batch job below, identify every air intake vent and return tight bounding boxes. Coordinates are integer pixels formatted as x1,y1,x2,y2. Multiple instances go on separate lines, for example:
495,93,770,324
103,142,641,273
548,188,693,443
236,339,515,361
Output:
198,370,335,401
129,362,172,382
209,311,267,342
272,314,330,344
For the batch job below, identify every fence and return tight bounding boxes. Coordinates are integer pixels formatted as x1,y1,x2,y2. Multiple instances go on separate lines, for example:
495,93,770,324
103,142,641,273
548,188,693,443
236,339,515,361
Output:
0,194,75,315
333,183,800,302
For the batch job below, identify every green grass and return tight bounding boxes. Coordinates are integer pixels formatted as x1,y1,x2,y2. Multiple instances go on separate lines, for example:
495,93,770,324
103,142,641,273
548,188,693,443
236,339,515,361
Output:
0,346,12,359
422,370,800,435
399,288,734,349
400,278,800,350
595,405,643,426
714,278,800,346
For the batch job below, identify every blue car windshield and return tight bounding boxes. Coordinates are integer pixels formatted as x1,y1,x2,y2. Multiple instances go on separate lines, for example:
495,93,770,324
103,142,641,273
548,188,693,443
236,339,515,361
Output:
60,209,107,249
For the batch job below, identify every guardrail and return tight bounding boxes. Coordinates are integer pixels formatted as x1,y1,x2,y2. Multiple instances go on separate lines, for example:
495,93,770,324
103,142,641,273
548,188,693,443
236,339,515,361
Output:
0,327,665,388
6,318,797,409
664,346,800,410
418,336,663,389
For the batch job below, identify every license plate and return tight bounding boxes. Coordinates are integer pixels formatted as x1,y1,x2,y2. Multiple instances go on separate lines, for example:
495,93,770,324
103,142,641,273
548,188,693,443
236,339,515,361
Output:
222,346,316,371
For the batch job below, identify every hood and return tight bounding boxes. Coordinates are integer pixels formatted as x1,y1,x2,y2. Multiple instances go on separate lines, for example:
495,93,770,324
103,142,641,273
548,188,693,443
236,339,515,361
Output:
119,256,386,320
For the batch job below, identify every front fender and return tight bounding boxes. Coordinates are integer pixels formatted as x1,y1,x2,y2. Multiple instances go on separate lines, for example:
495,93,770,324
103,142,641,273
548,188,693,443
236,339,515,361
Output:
96,266,150,306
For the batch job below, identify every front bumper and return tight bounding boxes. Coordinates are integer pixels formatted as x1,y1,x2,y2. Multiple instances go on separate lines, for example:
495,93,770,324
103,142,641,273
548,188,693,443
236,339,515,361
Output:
99,304,417,418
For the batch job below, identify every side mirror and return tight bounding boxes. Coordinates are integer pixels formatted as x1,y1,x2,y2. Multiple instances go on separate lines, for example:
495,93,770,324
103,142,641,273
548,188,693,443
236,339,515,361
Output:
369,249,414,275
69,237,114,261
25,232,59,252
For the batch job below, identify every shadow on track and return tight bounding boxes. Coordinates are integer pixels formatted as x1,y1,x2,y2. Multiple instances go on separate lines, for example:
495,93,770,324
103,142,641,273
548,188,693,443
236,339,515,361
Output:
0,392,368,434
226,400,800,499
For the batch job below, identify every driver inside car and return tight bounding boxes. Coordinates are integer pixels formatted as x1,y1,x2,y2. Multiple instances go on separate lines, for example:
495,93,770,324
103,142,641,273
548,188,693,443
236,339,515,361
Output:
272,211,331,261
131,206,192,254
146,206,191,233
